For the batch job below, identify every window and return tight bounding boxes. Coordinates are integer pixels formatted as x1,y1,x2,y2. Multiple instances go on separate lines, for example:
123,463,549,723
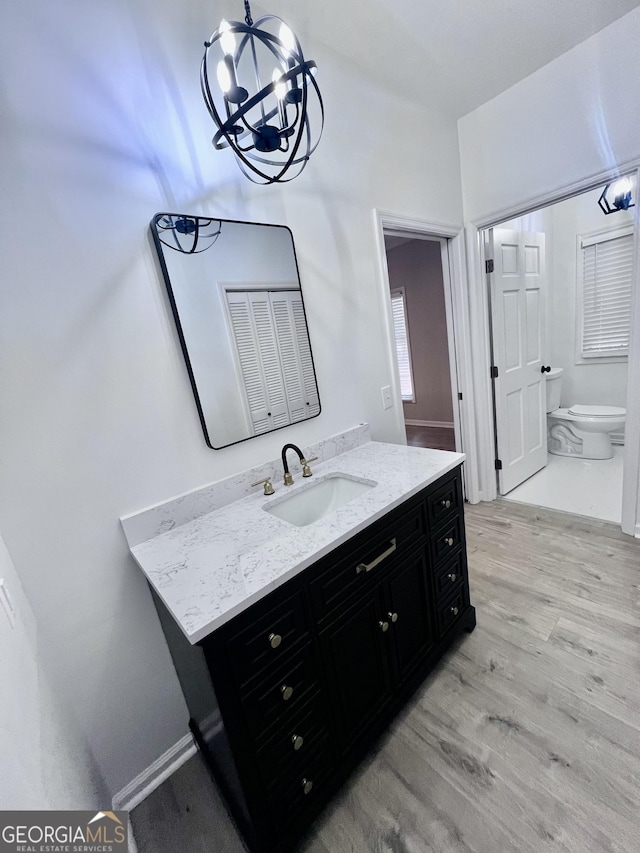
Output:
390,287,415,402
579,226,634,360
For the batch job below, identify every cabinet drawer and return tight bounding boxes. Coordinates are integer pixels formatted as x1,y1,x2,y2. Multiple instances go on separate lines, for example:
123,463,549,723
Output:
266,742,333,827
433,552,465,602
429,514,463,568
227,590,309,687
241,643,318,741
309,503,425,621
256,695,329,788
436,587,468,637
426,473,462,528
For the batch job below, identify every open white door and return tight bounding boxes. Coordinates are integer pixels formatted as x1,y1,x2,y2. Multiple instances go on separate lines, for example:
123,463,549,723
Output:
489,229,547,494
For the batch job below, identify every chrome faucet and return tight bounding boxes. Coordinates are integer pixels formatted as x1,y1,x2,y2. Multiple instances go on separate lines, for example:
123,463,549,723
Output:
281,443,318,486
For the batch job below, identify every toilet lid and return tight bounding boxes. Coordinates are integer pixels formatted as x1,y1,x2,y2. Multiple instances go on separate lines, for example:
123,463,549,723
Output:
568,404,626,417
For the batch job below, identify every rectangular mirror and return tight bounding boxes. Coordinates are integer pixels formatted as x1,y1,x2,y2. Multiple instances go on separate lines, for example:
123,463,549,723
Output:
151,214,321,449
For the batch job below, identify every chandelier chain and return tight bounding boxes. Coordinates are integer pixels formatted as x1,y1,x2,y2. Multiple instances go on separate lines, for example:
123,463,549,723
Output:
243,0,253,26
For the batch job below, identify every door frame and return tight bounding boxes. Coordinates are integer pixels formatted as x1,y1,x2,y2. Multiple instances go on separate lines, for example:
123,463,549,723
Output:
373,210,481,503
466,162,640,536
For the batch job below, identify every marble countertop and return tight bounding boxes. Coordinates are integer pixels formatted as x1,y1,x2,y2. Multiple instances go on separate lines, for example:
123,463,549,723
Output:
130,441,464,644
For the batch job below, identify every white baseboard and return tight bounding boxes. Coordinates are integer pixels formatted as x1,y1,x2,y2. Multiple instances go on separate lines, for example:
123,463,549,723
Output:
112,733,197,813
127,819,138,853
635,523,640,539
404,419,454,429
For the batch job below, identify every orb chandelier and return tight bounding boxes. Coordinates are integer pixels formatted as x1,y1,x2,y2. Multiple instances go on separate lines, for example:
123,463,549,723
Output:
598,176,635,215
201,0,324,184
154,214,222,253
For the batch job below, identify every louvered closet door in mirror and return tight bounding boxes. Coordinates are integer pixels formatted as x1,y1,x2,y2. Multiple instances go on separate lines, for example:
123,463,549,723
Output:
150,216,321,448
226,291,290,434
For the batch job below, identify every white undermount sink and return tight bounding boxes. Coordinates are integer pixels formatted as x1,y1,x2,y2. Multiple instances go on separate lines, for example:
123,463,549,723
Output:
265,473,376,527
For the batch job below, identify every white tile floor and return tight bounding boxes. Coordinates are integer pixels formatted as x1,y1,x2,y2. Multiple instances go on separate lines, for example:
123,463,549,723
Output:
502,446,624,524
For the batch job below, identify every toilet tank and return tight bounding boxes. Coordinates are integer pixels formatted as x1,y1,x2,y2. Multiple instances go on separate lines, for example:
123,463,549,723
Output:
545,367,563,413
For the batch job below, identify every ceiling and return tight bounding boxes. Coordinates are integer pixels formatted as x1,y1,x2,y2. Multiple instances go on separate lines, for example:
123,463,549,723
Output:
259,0,640,117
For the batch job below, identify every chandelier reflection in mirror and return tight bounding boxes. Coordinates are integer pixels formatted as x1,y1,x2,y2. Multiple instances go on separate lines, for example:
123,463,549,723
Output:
598,176,635,215
201,0,324,184
156,215,223,253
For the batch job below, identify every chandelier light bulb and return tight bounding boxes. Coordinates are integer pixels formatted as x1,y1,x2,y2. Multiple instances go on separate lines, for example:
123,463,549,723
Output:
219,19,236,56
279,22,296,56
216,60,232,94
612,177,632,197
272,68,286,101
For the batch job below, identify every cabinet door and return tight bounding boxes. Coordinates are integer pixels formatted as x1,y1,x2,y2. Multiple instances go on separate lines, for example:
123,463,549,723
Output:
384,548,434,684
319,591,392,751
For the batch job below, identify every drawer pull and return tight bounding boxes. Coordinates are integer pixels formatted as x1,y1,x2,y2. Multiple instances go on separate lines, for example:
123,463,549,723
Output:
379,620,389,633
444,537,454,547
292,734,304,751
302,778,313,795
451,606,459,616
441,499,452,509
281,684,294,701
388,611,398,623
268,632,282,649
447,572,457,583
356,538,397,575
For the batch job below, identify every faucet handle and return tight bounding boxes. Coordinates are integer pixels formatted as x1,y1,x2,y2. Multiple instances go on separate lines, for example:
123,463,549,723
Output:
251,477,275,496
301,457,318,478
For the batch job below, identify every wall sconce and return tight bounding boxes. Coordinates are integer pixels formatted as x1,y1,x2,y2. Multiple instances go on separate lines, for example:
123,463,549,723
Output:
598,176,635,215
201,0,323,184
154,215,222,253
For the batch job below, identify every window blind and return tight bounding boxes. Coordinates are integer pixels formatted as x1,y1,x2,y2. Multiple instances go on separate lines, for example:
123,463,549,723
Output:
581,229,634,358
390,288,415,401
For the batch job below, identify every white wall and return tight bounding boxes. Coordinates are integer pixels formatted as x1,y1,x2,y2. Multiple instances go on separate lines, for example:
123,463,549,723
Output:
0,534,106,809
459,8,640,224
0,0,463,799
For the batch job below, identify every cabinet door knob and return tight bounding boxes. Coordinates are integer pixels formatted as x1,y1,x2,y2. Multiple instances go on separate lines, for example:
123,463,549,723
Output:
302,778,313,795
269,632,282,649
292,734,304,751
388,611,398,623
447,572,457,583
441,499,451,509
379,620,389,633
445,537,454,547
281,684,293,701
451,606,459,616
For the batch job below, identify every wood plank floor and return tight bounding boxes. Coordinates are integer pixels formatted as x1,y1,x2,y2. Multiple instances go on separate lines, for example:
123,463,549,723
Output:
131,501,640,853
405,425,456,451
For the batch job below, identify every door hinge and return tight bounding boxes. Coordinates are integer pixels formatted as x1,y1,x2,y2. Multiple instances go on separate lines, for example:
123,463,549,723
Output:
490,365,499,379
458,392,463,401
485,259,494,274
495,459,503,471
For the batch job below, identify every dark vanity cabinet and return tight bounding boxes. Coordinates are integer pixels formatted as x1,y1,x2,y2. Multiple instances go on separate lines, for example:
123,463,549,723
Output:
153,465,475,853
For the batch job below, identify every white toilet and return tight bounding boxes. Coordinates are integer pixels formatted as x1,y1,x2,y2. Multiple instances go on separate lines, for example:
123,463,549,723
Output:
545,368,625,460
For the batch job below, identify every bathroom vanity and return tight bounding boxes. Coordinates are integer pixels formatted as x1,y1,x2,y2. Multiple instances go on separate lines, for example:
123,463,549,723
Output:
122,429,475,852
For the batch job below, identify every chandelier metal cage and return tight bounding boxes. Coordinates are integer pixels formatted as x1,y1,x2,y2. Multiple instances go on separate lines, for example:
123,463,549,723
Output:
201,0,324,184
154,215,223,253
598,177,635,215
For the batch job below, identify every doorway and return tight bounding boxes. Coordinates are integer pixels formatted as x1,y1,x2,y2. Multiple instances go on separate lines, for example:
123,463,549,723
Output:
484,184,634,524
383,232,459,452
